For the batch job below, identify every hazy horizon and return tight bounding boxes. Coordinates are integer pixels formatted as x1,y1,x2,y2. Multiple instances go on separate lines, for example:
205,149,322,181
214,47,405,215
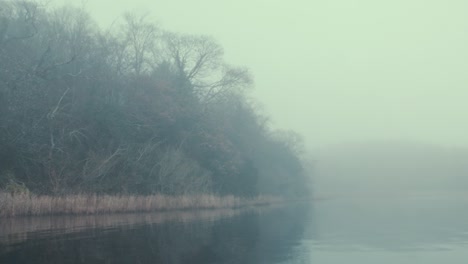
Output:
54,0,468,149
4,3,468,262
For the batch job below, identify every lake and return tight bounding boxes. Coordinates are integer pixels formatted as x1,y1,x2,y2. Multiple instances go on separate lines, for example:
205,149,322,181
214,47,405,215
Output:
1,194,468,263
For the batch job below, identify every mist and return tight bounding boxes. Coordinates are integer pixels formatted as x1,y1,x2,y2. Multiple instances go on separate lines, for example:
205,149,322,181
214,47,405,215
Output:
48,0,468,181
52,1,468,197
2,0,468,263
52,0,468,148
313,141,468,197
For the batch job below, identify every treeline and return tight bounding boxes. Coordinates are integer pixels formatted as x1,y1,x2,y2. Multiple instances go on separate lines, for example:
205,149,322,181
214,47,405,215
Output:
0,1,310,197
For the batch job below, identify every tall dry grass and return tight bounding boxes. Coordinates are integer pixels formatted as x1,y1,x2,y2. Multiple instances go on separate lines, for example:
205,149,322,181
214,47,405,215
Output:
0,192,281,217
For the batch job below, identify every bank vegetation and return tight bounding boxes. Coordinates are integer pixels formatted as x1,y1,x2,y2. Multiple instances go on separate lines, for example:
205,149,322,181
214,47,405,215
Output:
0,1,311,209
0,191,280,217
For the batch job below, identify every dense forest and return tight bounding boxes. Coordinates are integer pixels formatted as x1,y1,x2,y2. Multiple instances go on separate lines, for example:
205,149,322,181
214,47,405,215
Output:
0,1,310,197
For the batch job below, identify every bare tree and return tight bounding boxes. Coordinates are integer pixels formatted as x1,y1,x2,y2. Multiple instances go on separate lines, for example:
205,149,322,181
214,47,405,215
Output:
116,13,161,75
163,33,253,102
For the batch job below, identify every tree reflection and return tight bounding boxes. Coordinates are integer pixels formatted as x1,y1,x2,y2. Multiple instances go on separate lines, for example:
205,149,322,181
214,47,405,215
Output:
0,204,312,264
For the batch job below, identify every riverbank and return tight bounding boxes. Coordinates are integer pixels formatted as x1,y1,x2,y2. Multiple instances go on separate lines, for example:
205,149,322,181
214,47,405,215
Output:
0,192,281,217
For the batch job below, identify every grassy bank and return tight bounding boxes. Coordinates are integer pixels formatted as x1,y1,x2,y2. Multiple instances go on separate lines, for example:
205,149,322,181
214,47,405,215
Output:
0,192,281,217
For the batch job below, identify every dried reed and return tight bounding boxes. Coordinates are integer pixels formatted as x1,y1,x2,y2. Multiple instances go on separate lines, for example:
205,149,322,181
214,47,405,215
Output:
0,192,281,217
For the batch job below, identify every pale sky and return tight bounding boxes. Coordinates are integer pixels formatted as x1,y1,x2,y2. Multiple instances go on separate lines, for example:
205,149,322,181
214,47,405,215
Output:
55,0,468,148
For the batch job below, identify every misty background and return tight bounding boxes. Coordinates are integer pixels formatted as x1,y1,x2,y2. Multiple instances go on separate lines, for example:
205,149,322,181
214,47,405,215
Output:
4,2,468,263
49,0,468,195
56,0,468,147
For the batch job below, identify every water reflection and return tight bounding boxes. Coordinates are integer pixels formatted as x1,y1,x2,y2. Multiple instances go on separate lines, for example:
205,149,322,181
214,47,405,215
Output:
3,195,468,264
0,204,311,264
0,208,247,246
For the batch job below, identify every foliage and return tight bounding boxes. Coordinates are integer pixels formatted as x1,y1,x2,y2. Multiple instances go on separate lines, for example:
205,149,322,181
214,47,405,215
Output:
0,1,310,197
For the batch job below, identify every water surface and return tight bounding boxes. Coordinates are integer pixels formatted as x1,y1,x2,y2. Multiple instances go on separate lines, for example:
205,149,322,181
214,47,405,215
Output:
1,194,468,263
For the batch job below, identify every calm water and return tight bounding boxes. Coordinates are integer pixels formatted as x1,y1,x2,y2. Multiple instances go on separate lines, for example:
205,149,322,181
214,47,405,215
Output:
2,194,468,263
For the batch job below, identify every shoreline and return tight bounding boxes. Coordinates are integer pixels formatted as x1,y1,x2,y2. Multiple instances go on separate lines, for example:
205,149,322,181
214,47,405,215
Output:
0,192,282,218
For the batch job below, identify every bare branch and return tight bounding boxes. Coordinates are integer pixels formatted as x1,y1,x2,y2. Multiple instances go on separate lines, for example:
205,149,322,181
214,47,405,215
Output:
47,86,70,119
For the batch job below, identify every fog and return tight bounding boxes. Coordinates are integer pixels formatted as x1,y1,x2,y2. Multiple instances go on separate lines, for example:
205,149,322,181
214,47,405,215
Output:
313,141,468,196
3,1,468,263
50,0,468,197
56,0,468,148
